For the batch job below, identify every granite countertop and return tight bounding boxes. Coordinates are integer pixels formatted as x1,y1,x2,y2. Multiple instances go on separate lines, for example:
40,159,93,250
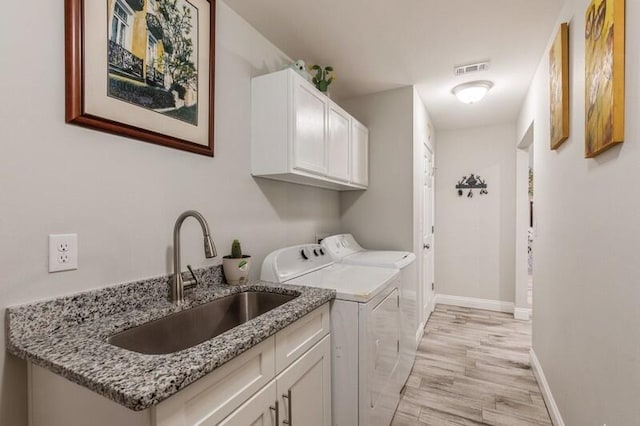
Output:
5,266,335,411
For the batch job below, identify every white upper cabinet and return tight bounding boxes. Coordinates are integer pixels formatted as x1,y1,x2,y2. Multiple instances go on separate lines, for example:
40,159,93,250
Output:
293,82,328,175
351,120,369,187
327,104,351,182
251,69,368,191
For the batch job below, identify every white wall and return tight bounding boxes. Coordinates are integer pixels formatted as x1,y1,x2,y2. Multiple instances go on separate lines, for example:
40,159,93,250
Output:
0,3,341,424
434,124,516,303
517,0,640,424
340,87,415,251
340,86,434,335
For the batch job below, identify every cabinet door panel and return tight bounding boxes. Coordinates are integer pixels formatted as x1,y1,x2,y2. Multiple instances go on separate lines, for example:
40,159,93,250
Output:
277,335,331,426
327,106,350,182
351,122,368,186
293,83,327,175
217,382,277,426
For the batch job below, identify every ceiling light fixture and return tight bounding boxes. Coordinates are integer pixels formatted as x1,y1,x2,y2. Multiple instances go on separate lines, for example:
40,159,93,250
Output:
452,81,494,104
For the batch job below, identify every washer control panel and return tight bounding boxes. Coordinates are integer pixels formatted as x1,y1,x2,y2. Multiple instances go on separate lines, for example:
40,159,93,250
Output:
321,234,363,260
261,244,332,283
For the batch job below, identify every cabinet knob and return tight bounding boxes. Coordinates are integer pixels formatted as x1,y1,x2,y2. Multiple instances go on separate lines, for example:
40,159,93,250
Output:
423,244,430,249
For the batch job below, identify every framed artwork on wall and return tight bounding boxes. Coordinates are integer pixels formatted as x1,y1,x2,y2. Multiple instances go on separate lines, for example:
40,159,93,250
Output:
549,23,569,150
65,0,215,156
584,0,624,158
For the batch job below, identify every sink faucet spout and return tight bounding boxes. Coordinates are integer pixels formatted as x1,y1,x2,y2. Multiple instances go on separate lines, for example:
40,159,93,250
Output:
172,210,217,303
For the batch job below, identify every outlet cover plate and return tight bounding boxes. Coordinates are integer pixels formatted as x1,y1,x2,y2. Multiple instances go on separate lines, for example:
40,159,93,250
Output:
49,234,78,272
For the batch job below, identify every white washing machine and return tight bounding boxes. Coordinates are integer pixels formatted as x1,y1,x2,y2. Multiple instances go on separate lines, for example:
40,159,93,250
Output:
262,244,402,426
321,234,418,388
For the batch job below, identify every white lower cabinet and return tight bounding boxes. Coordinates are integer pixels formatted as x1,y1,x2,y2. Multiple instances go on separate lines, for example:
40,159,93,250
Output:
221,335,331,426
28,303,331,426
218,382,277,426
154,338,276,426
276,335,331,426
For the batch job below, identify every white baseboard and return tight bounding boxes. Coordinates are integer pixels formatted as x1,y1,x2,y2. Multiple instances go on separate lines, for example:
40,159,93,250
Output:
428,297,436,315
530,349,564,426
514,307,532,321
416,323,425,346
434,294,514,314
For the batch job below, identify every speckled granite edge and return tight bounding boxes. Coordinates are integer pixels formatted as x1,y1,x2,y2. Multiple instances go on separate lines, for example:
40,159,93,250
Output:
6,265,223,342
6,266,335,411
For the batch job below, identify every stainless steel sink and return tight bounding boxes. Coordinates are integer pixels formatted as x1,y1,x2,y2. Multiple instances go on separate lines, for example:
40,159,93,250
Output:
108,291,297,354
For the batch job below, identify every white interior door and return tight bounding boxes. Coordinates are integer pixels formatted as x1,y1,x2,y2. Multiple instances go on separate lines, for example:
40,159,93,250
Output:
421,144,435,328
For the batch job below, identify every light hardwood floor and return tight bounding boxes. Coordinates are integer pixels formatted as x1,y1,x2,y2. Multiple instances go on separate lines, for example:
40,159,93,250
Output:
392,304,552,426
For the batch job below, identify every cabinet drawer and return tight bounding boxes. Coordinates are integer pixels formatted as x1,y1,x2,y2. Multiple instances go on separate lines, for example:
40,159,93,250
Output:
154,337,275,426
218,381,277,426
275,303,330,374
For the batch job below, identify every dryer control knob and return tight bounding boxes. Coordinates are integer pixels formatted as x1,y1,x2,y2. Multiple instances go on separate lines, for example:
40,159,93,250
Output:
319,248,325,255
313,249,319,256
300,248,310,260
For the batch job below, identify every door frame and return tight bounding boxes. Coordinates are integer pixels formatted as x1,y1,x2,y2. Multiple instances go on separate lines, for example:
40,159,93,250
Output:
418,142,435,335
515,122,534,320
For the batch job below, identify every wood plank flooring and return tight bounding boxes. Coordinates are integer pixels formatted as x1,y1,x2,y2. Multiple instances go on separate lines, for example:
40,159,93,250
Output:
392,304,552,426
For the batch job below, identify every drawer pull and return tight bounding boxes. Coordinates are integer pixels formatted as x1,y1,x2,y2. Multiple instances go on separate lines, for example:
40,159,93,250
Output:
282,390,292,425
270,400,279,425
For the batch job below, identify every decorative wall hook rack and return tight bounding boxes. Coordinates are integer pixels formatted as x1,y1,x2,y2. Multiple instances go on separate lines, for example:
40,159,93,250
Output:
456,174,488,198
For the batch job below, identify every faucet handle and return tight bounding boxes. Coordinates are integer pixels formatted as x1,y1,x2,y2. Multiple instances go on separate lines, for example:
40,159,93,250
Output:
185,264,200,288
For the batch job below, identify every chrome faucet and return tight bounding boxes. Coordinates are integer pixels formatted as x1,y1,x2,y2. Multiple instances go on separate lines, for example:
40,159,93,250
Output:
172,210,217,303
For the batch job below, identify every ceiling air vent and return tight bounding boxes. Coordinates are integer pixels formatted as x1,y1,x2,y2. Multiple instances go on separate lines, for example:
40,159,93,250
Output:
454,61,490,76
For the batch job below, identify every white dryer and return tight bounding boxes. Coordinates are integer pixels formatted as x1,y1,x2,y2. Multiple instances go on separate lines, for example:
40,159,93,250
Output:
262,244,402,426
321,234,418,388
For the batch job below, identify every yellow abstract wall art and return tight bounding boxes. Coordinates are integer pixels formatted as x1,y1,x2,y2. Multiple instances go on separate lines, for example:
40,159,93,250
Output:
550,23,569,150
584,0,625,158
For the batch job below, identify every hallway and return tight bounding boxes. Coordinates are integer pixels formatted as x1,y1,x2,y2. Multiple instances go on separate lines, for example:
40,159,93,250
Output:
392,305,551,425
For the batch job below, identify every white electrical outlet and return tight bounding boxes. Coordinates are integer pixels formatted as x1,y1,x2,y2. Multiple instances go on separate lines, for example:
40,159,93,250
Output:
49,234,78,272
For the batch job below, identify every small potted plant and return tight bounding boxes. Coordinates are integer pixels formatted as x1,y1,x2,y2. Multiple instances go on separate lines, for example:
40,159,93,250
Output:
309,65,335,94
223,239,251,285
